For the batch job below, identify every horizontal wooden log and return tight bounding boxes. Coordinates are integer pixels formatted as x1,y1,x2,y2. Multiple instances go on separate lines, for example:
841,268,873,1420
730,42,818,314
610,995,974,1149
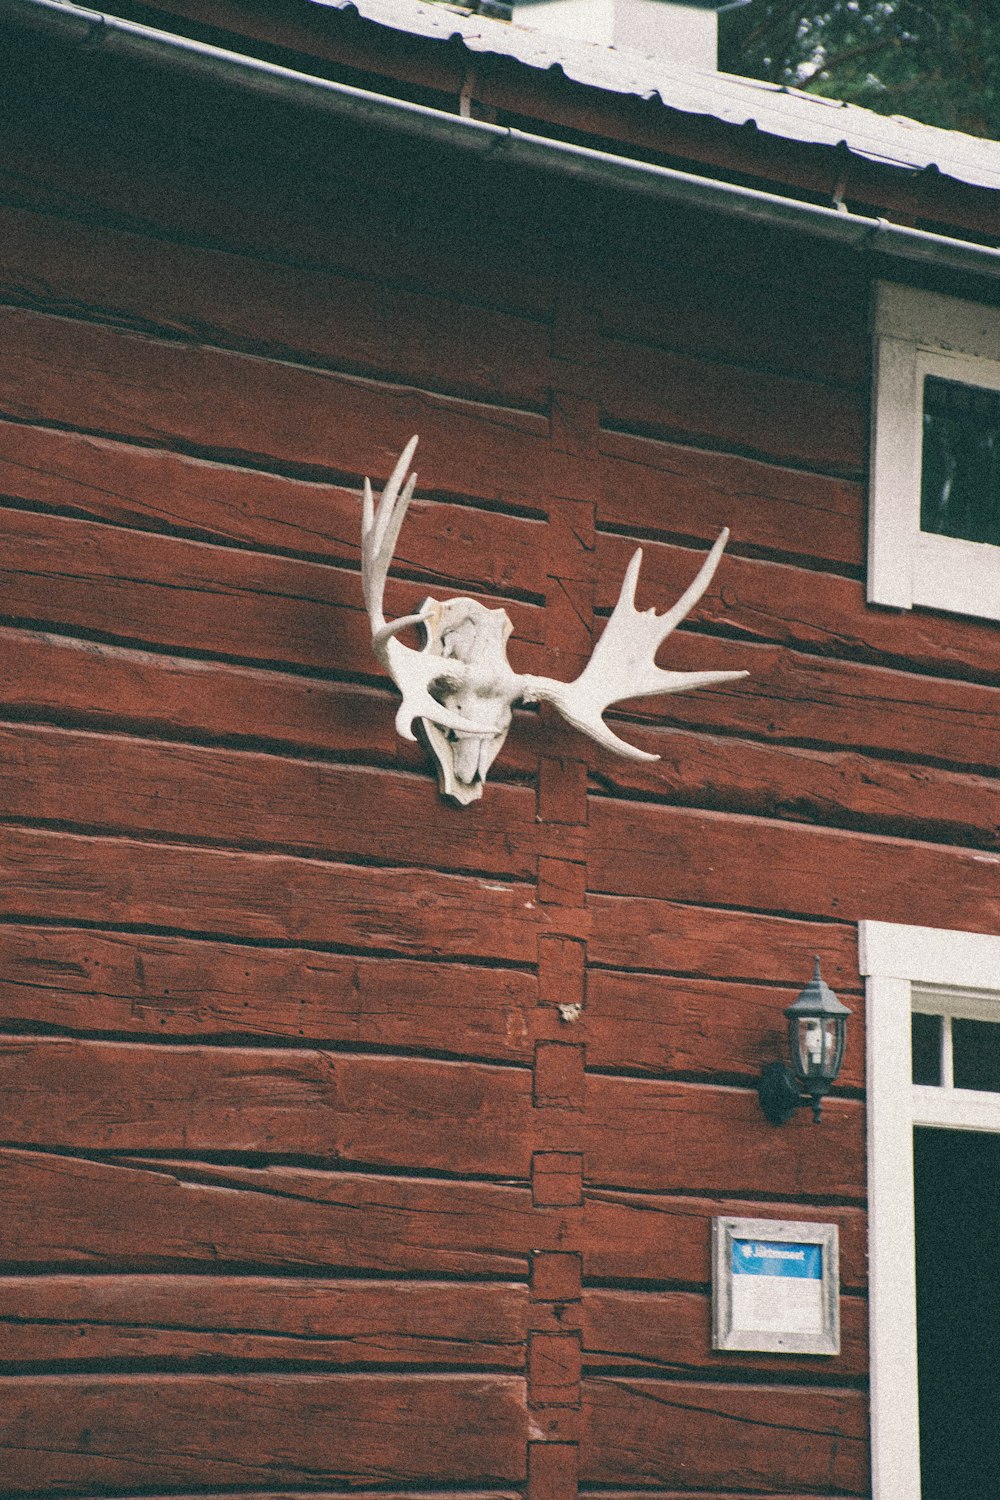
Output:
588,897,860,993
580,1377,868,1491
0,1147,866,1284
592,631,1000,783
0,306,548,501
582,1287,867,1378
0,1040,534,1175
0,1275,527,1368
585,971,864,1089
598,526,1000,689
17,1494,519,1500
0,420,550,596
0,506,546,673
0,1373,527,1489
588,798,1000,932
0,723,568,879
581,1192,867,1290
586,717,1000,854
0,261,858,485
565,1493,853,1500
599,338,864,472
0,627,526,768
595,255,867,388
0,204,550,409
0,1150,545,1274
16,1494,519,1500
0,825,538,961
0,1043,860,1198
598,432,863,568
0,109,556,321
0,924,536,1059
582,1078,863,1199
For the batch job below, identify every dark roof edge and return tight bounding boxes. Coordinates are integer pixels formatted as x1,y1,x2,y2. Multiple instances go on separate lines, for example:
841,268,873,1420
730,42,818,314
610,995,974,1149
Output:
9,0,1000,284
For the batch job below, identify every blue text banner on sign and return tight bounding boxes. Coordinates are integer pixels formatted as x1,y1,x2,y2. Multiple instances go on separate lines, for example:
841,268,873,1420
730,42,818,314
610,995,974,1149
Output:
732,1240,822,1279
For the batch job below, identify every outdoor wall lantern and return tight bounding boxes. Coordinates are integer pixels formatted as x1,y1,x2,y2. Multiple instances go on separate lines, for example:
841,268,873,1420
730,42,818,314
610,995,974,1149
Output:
758,960,851,1125
360,437,747,804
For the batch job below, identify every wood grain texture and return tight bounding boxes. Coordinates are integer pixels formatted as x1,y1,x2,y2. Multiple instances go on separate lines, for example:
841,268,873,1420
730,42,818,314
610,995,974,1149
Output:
586,717,1000,853
0,1148,867,1283
598,433,863,567
589,798,1000,932
0,104,557,320
600,338,864,472
0,204,551,409
580,1193,868,1289
0,824,538,961
0,306,549,499
597,528,1000,684
0,723,567,879
583,1078,863,1199
0,506,546,673
0,1042,860,1198
595,253,867,388
0,419,550,595
584,971,864,1088
565,1493,857,1500
0,1151,546,1274
0,1039,534,1176
580,1378,868,1491
588,896,860,992
586,630,1000,780
0,1373,528,1489
0,1275,527,1367
582,1288,867,1378
0,627,466,765
0,924,536,1058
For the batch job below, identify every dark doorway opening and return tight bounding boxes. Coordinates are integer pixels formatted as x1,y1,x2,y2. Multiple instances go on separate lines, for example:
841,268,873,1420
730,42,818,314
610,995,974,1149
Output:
914,1127,1000,1498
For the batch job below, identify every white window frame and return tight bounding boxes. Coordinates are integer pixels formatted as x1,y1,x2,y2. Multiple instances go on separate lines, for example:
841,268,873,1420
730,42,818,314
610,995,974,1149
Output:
860,919,1000,1500
869,283,1000,620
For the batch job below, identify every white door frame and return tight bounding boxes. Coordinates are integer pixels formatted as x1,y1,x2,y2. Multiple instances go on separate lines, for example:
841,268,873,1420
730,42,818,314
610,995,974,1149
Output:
860,920,1000,1500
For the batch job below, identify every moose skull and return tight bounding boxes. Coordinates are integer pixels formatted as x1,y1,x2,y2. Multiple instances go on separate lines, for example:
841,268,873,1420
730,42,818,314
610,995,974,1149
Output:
361,437,747,804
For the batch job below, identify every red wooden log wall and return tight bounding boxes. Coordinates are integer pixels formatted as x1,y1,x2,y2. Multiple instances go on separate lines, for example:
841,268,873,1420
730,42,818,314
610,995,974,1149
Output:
1,19,996,1498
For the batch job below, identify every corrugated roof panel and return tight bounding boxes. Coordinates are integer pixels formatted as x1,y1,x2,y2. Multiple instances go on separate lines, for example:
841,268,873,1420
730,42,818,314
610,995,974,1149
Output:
310,0,1000,192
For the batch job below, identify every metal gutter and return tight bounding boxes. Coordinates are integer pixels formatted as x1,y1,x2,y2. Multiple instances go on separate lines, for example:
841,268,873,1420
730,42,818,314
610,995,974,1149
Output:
8,0,1000,283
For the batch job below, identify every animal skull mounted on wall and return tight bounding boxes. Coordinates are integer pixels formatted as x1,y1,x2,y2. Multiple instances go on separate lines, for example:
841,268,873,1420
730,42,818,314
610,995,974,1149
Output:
362,437,748,804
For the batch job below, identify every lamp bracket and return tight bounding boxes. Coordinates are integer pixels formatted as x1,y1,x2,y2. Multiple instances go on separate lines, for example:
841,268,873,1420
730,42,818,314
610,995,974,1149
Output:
758,1060,808,1126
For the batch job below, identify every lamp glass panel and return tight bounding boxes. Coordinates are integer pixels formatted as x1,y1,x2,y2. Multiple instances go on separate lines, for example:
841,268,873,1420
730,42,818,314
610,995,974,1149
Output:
792,1016,843,1082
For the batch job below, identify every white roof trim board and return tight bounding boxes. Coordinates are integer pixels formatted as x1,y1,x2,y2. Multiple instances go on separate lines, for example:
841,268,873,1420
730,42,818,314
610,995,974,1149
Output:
312,0,1000,192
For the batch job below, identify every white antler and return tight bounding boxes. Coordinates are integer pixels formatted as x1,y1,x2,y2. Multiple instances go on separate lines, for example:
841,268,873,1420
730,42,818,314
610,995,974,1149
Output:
360,437,748,800
360,438,499,744
521,534,748,761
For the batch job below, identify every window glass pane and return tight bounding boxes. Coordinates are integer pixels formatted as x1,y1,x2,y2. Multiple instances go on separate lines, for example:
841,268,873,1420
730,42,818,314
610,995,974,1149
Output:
921,376,1000,546
912,1012,942,1086
952,1018,1000,1092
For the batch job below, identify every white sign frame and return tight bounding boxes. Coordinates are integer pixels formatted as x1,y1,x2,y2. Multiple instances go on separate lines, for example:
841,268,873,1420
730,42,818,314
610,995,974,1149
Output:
712,1216,840,1356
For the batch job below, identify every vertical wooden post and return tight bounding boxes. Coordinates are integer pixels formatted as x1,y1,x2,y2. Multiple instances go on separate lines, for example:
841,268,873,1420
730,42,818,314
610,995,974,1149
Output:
527,258,599,1499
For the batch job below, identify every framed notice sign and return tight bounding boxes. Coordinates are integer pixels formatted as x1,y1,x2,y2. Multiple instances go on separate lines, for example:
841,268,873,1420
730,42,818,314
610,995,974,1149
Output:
712,1216,839,1355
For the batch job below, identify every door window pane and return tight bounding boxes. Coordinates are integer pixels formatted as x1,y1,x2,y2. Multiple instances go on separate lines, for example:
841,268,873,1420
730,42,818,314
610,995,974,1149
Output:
912,1012,942,1086
921,375,1000,546
914,1127,1000,1499
952,1018,1000,1093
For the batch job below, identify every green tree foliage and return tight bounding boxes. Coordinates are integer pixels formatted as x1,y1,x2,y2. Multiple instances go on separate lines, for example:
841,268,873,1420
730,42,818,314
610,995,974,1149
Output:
718,2,1000,139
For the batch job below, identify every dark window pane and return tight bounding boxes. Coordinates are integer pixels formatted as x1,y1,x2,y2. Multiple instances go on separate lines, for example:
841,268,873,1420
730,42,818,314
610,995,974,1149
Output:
921,376,1000,546
912,1012,942,1086
914,1127,1000,1500
953,1018,1000,1092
